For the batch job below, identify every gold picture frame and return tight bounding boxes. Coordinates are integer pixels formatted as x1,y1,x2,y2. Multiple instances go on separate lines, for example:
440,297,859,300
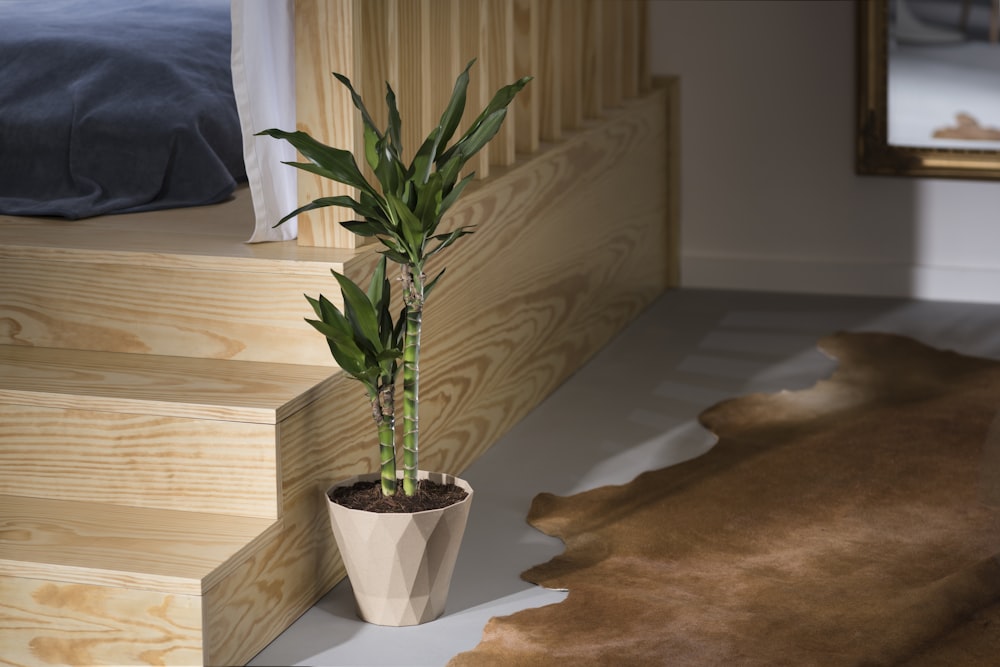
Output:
856,0,1000,180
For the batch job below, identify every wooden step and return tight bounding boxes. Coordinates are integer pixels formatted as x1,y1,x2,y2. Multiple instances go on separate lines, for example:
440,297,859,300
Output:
0,187,377,365
0,346,337,517
0,494,279,667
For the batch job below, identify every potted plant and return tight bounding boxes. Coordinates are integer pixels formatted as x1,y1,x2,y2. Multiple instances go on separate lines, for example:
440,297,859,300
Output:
259,61,530,626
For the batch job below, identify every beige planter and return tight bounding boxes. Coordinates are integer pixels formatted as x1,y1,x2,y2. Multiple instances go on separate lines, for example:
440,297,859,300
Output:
325,470,474,626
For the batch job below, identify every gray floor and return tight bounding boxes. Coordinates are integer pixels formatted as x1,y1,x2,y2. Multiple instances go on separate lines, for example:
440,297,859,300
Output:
248,288,1000,666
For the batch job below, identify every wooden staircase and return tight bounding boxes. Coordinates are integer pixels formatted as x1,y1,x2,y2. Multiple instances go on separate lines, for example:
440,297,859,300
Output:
0,189,364,665
0,83,676,666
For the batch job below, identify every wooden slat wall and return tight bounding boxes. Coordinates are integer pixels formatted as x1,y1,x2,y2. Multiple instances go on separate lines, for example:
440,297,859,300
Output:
294,0,651,248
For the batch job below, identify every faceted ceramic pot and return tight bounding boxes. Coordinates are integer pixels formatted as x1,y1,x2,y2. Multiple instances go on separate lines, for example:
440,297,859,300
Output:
325,470,474,626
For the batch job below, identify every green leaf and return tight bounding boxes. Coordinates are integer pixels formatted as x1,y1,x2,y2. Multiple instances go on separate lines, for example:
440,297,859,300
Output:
257,129,376,197
331,270,381,353
306,317,369,381
272,193,379,229
426,226,475,258
339,220,382,237
437,60,474,153
410,126,441,187
414,173,444,233
359,190,395,226
440,173,474,217
363,124,380,172
367,256,389,308
379,247,411,265
306,294,352,340
439,109,507,182
373,133,402,196
424,268,446,300
393,304,407,344
332,72,383,140
385,83,403,157
436,74,531,174
386,192,425,258
409,60,473,184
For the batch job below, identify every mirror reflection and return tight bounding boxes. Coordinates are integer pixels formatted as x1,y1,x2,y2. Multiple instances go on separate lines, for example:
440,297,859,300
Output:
889,0,1000,151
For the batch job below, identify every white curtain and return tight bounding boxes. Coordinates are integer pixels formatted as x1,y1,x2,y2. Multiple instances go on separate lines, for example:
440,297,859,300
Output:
231,0,297,243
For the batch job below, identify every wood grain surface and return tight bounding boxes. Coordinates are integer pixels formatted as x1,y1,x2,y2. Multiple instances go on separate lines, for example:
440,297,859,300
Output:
0,576,203,667
0,404,277,516
0,346,336,422
0,496,278,594
291,0,651,249
0,256,341,364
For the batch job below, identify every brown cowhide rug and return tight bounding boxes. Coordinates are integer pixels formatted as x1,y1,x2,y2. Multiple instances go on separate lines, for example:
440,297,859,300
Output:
450,332,1000,666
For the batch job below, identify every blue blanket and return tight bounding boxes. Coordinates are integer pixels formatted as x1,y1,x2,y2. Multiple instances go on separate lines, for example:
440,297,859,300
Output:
0,0,246,218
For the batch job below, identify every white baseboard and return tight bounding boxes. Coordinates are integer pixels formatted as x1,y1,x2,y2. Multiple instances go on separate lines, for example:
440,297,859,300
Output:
682,254,1000,304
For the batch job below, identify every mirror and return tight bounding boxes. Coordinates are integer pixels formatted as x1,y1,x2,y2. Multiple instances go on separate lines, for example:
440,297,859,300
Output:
856,0,1000,179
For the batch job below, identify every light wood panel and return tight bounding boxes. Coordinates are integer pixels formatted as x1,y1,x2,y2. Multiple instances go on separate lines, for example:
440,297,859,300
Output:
513,0,540,153
203,487,346,666
456,0,490,179
0,346,336,423
663,77,682,287
416,88,673,474
293,0,363,249
0,576,203,667
203,371,369,665
602,0,624,109
537,0,562,141
0,496,277,595
582,0,604,118
0,257,347,365
487,0,517,166
0,404,277,516
621,0,642,99
560,0,584,130
0,187,360,274
291,0,653,248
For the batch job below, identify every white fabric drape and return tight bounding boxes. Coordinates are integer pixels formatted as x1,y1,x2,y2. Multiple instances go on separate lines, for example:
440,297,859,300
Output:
231,0,297,243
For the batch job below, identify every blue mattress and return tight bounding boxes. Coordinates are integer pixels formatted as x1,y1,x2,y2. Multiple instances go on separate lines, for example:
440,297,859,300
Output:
0,0,246,218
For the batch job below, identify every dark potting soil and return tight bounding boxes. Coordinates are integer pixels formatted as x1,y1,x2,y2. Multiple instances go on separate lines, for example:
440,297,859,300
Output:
329,478,468,513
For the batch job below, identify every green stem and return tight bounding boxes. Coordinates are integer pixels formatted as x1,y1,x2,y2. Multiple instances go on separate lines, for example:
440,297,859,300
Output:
375,381,397,496
402,265,424,496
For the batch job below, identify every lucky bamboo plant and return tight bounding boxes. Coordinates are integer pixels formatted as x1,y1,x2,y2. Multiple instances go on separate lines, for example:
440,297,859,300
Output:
260,61,531,500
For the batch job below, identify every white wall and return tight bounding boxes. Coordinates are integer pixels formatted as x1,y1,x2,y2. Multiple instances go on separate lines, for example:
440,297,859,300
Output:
649,0,1000,303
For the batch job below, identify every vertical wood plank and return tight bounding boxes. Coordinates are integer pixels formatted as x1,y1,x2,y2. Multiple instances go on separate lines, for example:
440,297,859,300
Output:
457,0,490,178
582,0,603,118
394,0,431,165
601,0,623,108
662,77,681,287
487,0,517,166
513,0,540,153
291,0,648,247
538,0,562,141
359,0,392,189
560,0,584,130
293,0,363,248
427,0,460,136
637,0,652,93
621,0,641,99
